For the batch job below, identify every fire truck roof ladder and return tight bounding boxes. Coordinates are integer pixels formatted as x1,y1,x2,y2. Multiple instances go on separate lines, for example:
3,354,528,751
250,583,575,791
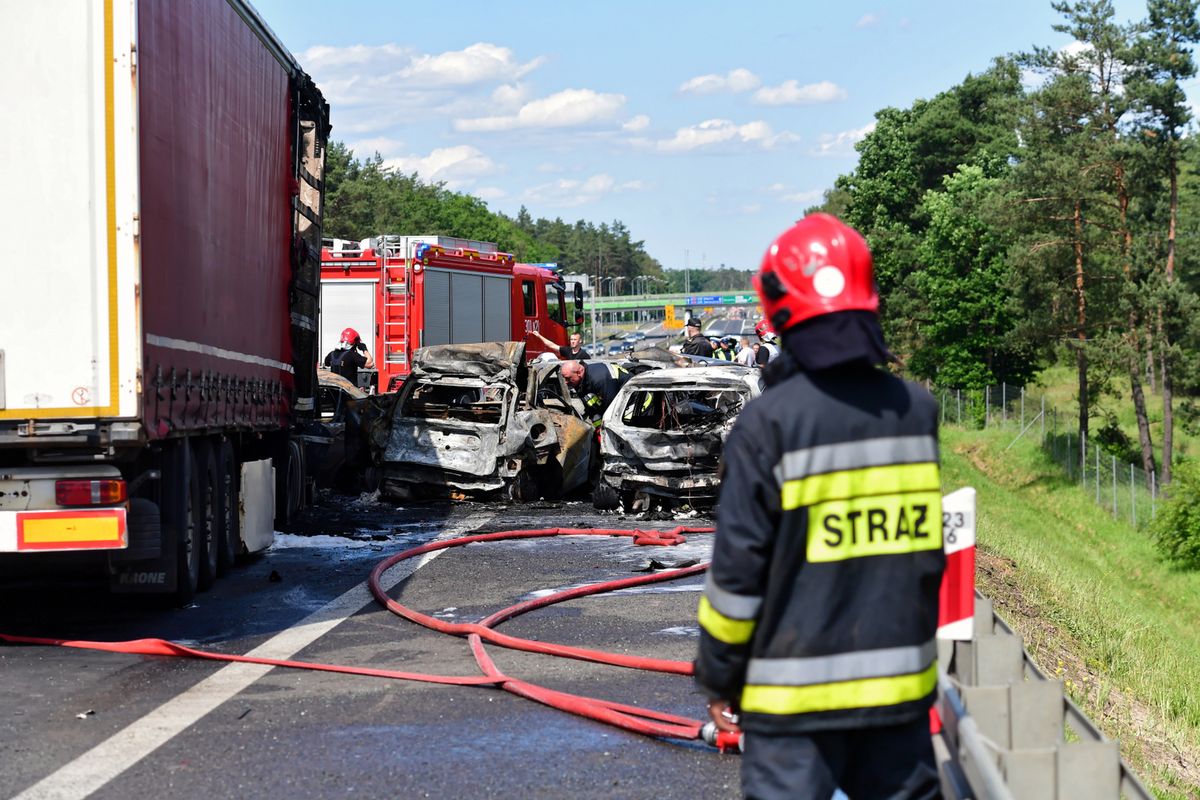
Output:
381,243,411,366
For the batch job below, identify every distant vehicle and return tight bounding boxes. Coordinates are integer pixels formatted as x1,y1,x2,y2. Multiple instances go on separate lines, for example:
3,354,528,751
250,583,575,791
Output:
631,331,647,341
582,343,605,357
594,365,764,511
608,342,627,356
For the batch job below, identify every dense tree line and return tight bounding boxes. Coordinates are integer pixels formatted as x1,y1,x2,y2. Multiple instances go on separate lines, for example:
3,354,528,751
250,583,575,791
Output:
815,0,1200,483
322,142,667,286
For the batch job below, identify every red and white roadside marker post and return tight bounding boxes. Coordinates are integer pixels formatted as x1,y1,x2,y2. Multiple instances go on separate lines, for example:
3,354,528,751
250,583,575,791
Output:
938,487,977,641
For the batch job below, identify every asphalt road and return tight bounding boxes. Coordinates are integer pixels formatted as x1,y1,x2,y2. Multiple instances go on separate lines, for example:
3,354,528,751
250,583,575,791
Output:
0,494,741,799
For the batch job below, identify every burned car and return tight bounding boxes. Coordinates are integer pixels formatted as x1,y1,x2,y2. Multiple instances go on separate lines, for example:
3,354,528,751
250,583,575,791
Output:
298,368,371,490
593,364,763,511
376,342,595,501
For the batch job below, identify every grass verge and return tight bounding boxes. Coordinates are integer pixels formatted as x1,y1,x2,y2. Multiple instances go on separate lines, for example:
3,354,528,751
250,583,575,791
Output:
941,425,1200,799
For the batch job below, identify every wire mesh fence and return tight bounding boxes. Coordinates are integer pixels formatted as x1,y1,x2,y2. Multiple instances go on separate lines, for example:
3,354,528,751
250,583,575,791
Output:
935,383,1158,528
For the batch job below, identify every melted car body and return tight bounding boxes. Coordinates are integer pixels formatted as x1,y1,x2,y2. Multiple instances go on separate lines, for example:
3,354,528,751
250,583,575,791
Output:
376,342,594,501
595,364,763,510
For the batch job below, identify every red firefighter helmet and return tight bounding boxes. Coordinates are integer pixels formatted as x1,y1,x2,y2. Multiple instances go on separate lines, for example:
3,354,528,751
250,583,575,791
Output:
339,327,361,345
753,213,878,334
754,319,777,343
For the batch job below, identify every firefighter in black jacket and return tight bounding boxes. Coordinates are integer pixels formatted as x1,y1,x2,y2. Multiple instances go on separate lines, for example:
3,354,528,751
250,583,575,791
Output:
695,214,944,800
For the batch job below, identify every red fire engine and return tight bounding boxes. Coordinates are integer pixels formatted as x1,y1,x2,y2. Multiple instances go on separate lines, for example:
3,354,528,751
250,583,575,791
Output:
319,235,583,392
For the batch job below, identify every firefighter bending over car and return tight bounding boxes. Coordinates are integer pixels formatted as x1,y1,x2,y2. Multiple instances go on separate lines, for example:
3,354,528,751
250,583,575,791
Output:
560,359,631,422
695,214,944,800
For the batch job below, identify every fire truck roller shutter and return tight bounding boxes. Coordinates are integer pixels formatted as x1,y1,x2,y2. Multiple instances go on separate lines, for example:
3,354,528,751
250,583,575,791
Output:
319,282,375,359
482,276,511,342
424,271,451,347
450,273,484,344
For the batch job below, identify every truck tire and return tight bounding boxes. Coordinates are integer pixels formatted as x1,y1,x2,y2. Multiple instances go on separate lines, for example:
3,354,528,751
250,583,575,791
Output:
193,439,219,590
274,438,305,526
163,438,199,606
216,438,240,574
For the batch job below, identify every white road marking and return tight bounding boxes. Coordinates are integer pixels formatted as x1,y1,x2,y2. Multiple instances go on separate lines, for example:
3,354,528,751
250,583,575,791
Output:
12,511,495,800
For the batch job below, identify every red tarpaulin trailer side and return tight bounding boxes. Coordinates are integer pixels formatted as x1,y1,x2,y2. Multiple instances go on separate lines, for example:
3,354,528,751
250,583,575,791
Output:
138,0,295,437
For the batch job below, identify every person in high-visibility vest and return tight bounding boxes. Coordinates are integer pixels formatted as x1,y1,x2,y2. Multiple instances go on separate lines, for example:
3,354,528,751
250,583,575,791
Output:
695,214,944,800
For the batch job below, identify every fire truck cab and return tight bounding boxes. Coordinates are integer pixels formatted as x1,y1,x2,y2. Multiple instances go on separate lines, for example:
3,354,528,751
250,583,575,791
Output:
319,235,583,393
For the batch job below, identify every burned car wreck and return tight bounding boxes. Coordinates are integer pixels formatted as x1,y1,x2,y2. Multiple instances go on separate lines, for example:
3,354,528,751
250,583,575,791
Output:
374,342,594,501
593,364,763,511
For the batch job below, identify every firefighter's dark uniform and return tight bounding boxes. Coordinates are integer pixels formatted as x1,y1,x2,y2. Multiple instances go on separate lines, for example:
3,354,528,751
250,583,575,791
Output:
579,361,630,420
695,318,943,800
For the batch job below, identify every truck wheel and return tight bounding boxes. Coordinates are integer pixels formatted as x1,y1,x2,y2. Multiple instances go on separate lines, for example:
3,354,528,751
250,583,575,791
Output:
215,439,240,574
592,480,620,511
275,438,305,526
193,439,219,590
164,439,199,606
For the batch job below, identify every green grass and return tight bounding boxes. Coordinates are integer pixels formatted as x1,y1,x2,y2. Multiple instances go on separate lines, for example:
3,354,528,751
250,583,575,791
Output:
941,424,1200,797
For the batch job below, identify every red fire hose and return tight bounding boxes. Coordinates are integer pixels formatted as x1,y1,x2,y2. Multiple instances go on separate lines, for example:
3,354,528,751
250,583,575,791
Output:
0,524,743,752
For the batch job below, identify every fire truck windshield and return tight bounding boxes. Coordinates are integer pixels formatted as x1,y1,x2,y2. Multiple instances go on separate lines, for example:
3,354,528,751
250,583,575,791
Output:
545,284,566,325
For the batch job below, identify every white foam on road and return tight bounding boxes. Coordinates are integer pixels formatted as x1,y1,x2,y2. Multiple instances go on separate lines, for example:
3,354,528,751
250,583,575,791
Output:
12,511,495,800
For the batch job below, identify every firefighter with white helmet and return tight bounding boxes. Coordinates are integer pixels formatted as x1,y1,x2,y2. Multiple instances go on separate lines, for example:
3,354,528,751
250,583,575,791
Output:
695,214,944,799
753,319,780,367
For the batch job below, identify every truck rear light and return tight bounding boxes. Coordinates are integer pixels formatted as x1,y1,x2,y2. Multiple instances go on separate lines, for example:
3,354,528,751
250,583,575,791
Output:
55,479,128,507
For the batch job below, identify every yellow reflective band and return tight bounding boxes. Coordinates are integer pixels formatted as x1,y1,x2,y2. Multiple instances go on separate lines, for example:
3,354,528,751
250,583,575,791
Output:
806,491,943,563
740,662,938,715
697,596,757,645
781,462,941,510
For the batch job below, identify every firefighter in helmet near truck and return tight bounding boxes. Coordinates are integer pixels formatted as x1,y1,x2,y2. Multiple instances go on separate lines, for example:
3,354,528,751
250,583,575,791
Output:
323,327,375,387
695,214,944,800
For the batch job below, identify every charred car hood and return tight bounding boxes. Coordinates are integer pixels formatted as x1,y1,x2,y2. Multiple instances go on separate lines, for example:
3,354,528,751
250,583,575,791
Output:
410,341,525,382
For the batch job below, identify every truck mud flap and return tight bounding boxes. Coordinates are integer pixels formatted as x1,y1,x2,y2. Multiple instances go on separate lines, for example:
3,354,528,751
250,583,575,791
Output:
108,498,176,594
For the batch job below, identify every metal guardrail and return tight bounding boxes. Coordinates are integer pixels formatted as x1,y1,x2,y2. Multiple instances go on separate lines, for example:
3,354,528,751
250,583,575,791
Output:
935,593,1154,800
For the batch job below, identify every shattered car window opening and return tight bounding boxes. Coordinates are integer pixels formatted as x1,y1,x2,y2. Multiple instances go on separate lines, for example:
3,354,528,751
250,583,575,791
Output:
401,379,510,424
621,388,748,431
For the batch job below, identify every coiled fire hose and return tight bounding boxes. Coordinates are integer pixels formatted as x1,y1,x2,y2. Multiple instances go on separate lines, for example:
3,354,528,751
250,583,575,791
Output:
0,525,743,753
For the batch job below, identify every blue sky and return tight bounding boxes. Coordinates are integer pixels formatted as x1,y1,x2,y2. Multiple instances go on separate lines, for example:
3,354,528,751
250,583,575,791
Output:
254,0,1162,271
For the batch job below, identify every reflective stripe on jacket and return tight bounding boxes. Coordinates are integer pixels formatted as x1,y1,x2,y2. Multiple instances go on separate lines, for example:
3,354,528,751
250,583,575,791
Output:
694,362,944,734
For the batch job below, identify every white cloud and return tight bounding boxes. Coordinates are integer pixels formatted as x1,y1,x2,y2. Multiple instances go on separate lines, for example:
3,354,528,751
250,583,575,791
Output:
651,119,799,153
812,122,876,157
299,42,543,107
382,145,498,189
622,114,650,131
766,184,823,205
679,68,761,95
753,80,846,106
855,13,880,29
524,173,619,208
472,186,507,201
402,43,544,86
348,136,405,157
454,88,627,132
620,180,649,191
491,82,532,111
536,162,563,173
